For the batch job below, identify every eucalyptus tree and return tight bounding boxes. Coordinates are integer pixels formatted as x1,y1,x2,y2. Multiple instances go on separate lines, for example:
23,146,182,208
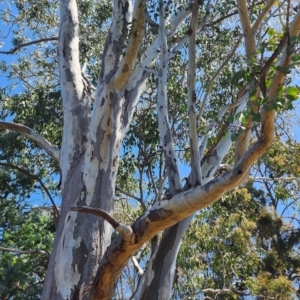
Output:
0,0,300,299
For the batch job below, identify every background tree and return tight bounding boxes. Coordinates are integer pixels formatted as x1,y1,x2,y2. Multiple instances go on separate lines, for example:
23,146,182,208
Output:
0,0,300,299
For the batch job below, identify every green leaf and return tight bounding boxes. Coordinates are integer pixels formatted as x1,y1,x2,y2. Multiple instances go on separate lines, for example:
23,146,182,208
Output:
275,66,291,75
252,113,261,123
286,86,300,101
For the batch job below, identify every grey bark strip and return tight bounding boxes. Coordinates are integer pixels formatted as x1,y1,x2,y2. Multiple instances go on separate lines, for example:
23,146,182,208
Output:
157,0,182,194
58,0,90,187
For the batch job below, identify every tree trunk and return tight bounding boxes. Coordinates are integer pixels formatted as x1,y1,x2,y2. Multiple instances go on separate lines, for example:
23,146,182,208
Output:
132,216,193,300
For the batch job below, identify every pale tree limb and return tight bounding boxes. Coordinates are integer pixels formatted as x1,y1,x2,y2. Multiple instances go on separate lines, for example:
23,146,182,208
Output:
157,0,182,193
250,176,299,182
0,245,50,258
220,167,299,184
187,0,202,185
262,9,300,137
131,256,144,275
98,0,133,84
58,0,90,186
133,5,191,82
70,206,135,243
199,89,249,159
0,162,60,225
0,121,59,161
169,10,212,60
252,0,277,33
236,0,256,60
0,37,58,54
113,0,145,91
235,0,259,166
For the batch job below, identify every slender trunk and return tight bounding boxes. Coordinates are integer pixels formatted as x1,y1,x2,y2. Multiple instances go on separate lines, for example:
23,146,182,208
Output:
133,216,193,300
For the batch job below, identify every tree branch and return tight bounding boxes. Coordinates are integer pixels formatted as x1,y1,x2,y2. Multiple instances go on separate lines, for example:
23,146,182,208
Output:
235,0,260,166
70,206,135,243
0,37,58,54
250,176,299,182
0,121,59,161
157,0,182,193
113,0,145,91
187,0,202,185
252,0,277,33
0,245,50,258
0,162,60,225
58,0,90,185
131,256,144,275
116,187,141,202
236,0,256,60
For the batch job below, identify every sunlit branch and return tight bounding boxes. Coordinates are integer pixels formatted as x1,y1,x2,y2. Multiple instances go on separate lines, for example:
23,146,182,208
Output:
250,177,299,182
0,245,50,258
169,10,212,60
236,0,256,60
0,37,58,54
157,0,182,193
114,0,145,91
0,121,59,161
131,256,144,275
71,206,135,242
187,0,202,185
0,162,60,225
235,0,262,166
252,0,277,33
199,89,249,158
221,165,299,183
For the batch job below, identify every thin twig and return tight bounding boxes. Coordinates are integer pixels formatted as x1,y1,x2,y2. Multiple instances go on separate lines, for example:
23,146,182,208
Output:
0,162,60,225
0,245,50,257
0,37,58,54
71,206,135,242
116,187,141,202
198,36,242,122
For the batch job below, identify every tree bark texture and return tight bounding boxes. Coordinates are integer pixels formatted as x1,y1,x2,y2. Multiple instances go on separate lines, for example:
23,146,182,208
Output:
35,1,300,299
